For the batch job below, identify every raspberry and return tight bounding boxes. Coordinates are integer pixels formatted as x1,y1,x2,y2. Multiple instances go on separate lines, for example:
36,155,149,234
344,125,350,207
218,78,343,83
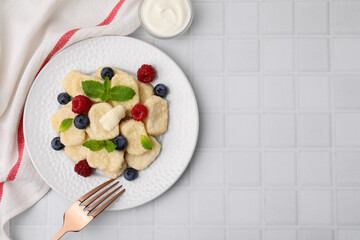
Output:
131,104,148,121
137,64,156,83
72,95,92,114
74,160,92,177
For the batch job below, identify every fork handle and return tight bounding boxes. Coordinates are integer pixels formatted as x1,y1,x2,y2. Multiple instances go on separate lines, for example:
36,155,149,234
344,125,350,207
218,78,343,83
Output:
52,227,67,240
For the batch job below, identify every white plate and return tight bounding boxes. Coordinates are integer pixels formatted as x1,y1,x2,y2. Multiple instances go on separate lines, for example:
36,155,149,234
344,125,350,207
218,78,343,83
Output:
24,36,199,210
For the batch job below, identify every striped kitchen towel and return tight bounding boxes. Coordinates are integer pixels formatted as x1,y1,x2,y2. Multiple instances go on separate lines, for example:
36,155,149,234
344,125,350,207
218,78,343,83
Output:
0,1,140,239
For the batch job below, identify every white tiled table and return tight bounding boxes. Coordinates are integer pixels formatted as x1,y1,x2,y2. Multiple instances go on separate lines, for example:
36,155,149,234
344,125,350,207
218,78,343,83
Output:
11,1,360,239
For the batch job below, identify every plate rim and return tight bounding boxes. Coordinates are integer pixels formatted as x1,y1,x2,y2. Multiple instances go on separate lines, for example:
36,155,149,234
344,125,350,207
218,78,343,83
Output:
23,35,199,210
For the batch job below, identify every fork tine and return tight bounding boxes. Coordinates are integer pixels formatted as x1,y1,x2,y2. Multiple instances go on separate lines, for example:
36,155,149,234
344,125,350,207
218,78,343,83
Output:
91,189,126,218
78,179,115,202
87,186,123,212
82,181,120,207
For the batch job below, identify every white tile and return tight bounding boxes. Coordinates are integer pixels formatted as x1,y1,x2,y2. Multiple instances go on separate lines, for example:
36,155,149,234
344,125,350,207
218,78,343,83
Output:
299,114,331,147
263,38,294,72
193,39,224,73
194,190,225,225
48,190,72,225
130,27,149,38
228,2,258,34
298,76,330,109
228,39,259,72
48,226,81,240
264,152,296,186
295,2,328,34
298,38,329,72
191,75,224,111
336,152,360,186
338,230,360,240
156,39,190,73
263,76,295,110
12,195,47,225
191,151,224,186
119,201,154,225
228,75,260,110
335,113,360,147
337,190,360,225
265,229,297,240
264,114,296,147
175,166,190,187
333,38,360,72
130,28,158,44
229,190,262,225
83,227,118,240
300,230,333,240
299,152,332,186
228,229,261,240
11,226,47,240
228,151,261,186
88,210,118,226
157,228,190,240
228,114,260,147
198,113,224,148
299,190,332,225
334,75,360,109
192,228,225,240
265,190,297,225
332,2,360,34
155,188,190,224
262,2,293,34
191,2,224,35
122,228,153,240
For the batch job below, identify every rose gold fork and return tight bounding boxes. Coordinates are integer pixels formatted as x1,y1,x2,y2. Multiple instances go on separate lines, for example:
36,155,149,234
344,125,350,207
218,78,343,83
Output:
52,179,125,240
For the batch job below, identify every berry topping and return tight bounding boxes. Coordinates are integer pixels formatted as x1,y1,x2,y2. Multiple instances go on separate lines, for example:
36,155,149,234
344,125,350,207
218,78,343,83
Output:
74,160,93,177
113,135,128,151
124,167,138,181
137,64,156,83
57,92,71,105
51,137,64,151
154,84,168,98
74,114,90,129
131,104,148,121
101,67,115,80
72,95,92,114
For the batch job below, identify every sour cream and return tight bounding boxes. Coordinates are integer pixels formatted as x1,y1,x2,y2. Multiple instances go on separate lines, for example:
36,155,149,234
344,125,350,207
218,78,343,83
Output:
140,0,192,38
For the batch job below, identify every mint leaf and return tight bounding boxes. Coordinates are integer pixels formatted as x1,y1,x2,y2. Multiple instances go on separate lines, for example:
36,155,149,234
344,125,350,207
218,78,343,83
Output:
59,118,73,132
100,92,110,102
104,76,111,93
105,140,116,153
82,80,105,98
82,140,105,151
109,85,136,102
141,135,152,150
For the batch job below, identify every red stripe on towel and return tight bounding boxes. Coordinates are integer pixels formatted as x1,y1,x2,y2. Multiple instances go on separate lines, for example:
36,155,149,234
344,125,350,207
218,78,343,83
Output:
38,29,80,74
97,0,126,26
6,113,24,182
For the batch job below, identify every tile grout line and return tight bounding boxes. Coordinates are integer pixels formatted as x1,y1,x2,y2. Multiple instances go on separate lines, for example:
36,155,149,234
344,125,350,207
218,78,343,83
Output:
329,1,339,240
259,0,266,239
223,0,230,238
293,0,301,237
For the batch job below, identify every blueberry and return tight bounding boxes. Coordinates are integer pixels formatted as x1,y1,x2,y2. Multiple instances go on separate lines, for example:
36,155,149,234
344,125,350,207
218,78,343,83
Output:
51,137,64,150
74,114,89,129
154,84,168,98
101,67,115,80
113,135,127,151
57,92,71,105
124,168,138,181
